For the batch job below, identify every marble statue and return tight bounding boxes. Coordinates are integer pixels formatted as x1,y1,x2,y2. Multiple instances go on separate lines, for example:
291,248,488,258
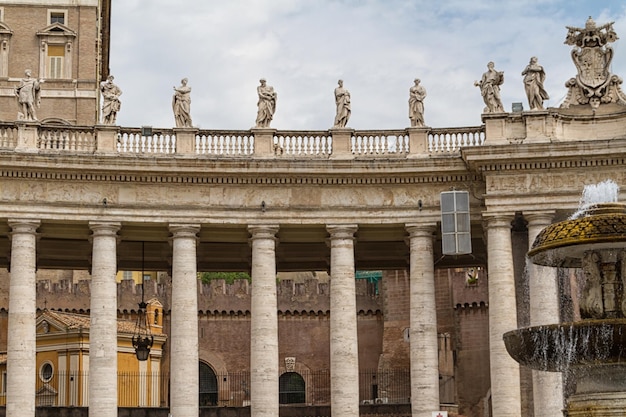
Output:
408,78,427,127
333,79,351,128
100,75,122,125
522,57,549,110
15,69,41,121
475,62,504,113
255,78,277,128
173,78,192,128
561,17,626,109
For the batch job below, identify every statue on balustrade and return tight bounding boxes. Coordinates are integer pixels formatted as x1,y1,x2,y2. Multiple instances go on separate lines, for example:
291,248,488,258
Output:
15,69,42,121
408,78,427,127
100,75,122,125
255,78,277,128
333,79,351,128
173,78,192,128
522,57,549,110
475,61,504,113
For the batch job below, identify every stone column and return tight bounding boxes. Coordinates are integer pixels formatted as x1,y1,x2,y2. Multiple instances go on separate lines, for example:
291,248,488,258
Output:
88,222,120,417
406,223,440,416
327,225,359,417
526,212,564,416
169,224,200,417
485,214,521,417
248,225,279,417
6,220,39,417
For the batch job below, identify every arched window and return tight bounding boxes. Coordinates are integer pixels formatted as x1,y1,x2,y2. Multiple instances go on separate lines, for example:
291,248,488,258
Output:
279,372,305,404
199,362,218,406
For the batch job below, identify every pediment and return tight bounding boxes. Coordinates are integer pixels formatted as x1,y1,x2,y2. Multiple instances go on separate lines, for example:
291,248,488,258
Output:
0,22,13,35
147,298,163,308
36,384,58,396
36,23,76,38
36,310,90,334
36,314,65,334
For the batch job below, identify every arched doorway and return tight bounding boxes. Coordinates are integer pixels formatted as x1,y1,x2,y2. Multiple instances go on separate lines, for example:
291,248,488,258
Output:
199,362,218,406
279,372,305,404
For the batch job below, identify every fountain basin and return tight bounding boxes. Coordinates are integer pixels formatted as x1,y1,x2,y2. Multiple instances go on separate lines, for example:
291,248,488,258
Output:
503,319,626,372
528,203,626,267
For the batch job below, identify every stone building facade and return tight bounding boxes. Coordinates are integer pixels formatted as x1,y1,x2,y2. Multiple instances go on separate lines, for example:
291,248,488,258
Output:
0,0,109,124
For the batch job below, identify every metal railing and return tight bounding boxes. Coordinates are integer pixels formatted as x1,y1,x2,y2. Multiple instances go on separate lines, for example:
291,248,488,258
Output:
0,368,416,408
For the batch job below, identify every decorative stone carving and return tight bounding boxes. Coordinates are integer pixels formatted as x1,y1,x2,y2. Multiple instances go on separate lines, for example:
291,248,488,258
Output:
15,69,41,121
255,78,277,128
475,62,504,113
100,75,122,125
521,57,549,110
333,79,351,128
580,251,603,319
561,17,626,109
173,78,192,128
284,356,296,371
408,78,426,127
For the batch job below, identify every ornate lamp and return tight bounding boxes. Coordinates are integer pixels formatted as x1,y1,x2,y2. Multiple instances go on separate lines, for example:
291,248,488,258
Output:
132,241,153,361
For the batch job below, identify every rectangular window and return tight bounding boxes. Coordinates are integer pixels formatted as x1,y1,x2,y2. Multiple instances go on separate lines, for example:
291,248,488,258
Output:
1,371,6,393
47,44,64,79
49,10,66,25
123,271,133,280
440,190,472,255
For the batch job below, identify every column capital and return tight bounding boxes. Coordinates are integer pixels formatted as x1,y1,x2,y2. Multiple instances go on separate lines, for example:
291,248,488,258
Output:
326,224,358,240
248,224,279,239
169,223,200,239
88,221,121,236
405,222,437,237
483,213,514,229
8,219,40,235
524,211,556,227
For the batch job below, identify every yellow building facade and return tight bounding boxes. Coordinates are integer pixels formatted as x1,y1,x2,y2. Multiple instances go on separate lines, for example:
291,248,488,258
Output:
0,299,165,407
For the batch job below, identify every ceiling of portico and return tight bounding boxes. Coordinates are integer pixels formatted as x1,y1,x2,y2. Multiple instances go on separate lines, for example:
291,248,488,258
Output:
0,220,486,273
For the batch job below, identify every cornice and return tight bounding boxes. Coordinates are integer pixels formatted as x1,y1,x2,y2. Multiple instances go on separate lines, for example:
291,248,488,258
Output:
462,138,626,173
0,153,481,185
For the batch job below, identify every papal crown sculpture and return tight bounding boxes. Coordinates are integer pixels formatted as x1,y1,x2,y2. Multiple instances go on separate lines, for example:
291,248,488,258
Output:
561,16,626,109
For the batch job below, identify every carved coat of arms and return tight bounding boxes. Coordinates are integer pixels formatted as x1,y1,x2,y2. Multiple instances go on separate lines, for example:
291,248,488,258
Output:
561,17,626,109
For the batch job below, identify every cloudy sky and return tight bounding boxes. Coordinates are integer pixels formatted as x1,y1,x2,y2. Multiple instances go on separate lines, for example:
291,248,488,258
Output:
109,1,626,130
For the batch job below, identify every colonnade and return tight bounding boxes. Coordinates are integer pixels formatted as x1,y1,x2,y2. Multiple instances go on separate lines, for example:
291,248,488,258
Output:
4,214,544,417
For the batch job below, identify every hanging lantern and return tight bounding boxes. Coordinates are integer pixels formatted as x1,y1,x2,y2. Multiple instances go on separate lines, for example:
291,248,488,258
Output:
132,242,154,361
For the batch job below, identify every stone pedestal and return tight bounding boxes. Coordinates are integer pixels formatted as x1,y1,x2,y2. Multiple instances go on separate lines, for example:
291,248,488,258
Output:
329,128,354,159
251,128,277,158
407,127,429,157
15,121,40,152
173,127,199,155
95,124,120,154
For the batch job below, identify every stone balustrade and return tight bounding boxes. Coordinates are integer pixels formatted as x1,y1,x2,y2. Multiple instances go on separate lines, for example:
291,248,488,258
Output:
0,121,487,158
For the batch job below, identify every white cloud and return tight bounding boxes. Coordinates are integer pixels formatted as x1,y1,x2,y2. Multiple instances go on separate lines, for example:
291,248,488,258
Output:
109,0,626,130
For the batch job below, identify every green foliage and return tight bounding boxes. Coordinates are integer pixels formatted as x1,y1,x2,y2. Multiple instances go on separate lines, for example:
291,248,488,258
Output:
199,271,251,284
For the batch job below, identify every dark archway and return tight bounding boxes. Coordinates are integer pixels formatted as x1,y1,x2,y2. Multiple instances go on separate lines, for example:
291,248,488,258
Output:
199,362,218,406
279,372,305,404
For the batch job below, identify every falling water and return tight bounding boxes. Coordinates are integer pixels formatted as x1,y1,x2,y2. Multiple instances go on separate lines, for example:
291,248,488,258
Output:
570,179,620,219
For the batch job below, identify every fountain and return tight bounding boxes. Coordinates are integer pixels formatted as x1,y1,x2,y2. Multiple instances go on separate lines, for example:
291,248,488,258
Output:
504,180,626,416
